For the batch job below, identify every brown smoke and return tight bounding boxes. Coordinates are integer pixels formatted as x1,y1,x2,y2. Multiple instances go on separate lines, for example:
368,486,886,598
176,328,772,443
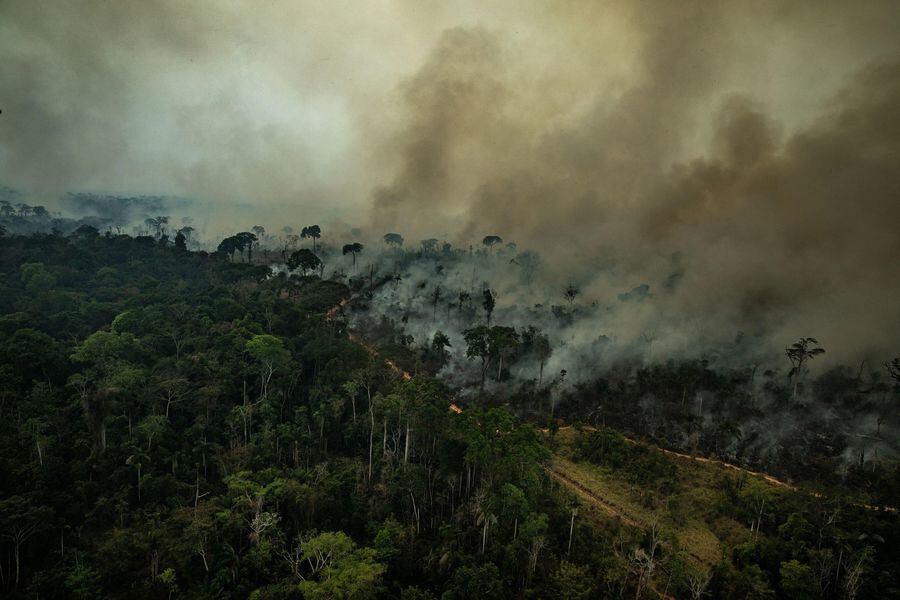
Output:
1,0,898,361
363,2,900,362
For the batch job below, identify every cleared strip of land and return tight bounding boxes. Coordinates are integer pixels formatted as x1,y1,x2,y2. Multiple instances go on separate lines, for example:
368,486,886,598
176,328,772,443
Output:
548,455,726,567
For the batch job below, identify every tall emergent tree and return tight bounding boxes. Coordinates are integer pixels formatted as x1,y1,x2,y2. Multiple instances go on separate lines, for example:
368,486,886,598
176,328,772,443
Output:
383,232,404,248
342,242,364,269
785,337,825,401
216,231,258,262
464,326,493,390
522,326,552,386
482,235,503,252
246,334,290,400
301,225,322,250
482,288,496,325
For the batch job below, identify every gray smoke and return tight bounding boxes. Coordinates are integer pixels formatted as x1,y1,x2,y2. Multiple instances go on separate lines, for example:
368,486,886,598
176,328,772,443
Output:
2,0,899,364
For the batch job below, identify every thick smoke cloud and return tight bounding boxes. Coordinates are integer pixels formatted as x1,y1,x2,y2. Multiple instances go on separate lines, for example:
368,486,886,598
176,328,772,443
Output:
365,2,900,364
0,0,378,218
1,0,898,362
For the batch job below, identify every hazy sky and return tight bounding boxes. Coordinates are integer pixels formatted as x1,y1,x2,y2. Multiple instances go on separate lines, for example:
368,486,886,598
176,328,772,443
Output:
2,0,899,360
1,1,896,212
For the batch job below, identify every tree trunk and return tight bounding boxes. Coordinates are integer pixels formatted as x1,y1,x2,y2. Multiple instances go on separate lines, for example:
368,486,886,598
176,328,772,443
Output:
199,546,209,572
410,491,420,534
404,421,411,465
14,541,20,588
567,508,577,558
368,404,375,482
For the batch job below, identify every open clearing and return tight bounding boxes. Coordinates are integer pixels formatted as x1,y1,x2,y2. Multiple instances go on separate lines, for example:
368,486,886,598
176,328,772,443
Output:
547,428,769,567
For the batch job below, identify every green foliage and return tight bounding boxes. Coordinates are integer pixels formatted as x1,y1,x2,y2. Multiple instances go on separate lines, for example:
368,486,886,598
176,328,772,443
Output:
550,561,595,600
20,262,57,294
457,408,548,491
287,248,322,274
462,325,522,385
71,330,141,367
712,563,775,599
0,230,896,600
63,562,102,599
373,516,408,561
779,559,816,600
441,563,504,600
400,586,436,600
576,427,679,494
296,532,385,600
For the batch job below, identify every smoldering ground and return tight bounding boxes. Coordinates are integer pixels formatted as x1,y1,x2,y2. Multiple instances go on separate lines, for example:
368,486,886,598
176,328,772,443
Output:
337,243,899,471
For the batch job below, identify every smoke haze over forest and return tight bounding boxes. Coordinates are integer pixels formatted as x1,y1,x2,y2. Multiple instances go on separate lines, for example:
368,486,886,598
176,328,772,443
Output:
3,5,900,598
2,0,899,364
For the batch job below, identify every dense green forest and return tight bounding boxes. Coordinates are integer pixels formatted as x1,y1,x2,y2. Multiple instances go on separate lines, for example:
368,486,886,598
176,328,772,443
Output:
1,227,898,599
